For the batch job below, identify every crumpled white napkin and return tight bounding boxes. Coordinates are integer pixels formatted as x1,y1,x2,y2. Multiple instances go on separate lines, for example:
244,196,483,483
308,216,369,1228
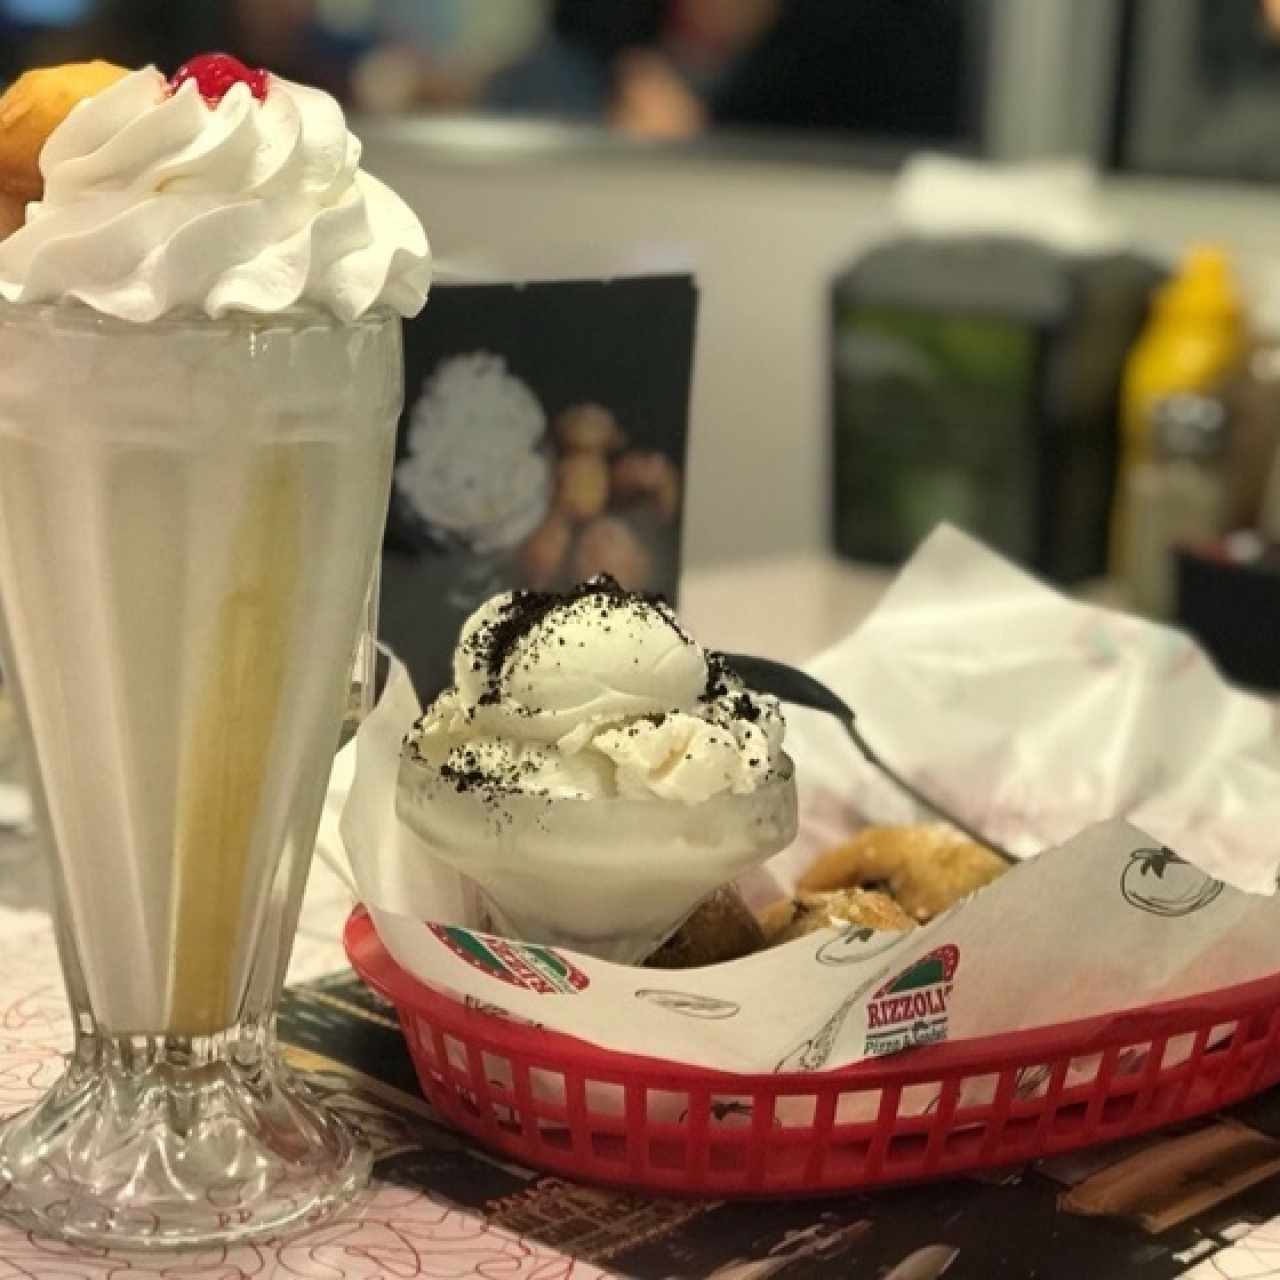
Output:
894,154,1125,255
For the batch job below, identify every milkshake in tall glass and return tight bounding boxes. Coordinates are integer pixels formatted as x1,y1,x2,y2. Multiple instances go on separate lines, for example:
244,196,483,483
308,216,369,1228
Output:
0,57,429,1248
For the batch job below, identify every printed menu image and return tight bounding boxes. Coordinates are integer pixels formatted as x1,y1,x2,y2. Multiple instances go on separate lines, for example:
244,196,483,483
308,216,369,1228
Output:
380,275,698,699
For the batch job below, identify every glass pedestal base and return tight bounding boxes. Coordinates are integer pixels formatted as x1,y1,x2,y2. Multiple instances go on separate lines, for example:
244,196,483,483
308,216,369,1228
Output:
0,1025,369,1250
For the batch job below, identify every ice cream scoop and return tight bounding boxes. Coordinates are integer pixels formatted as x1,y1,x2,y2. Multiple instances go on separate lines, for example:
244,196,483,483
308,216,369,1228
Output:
413,574,785,798
399,576,798,961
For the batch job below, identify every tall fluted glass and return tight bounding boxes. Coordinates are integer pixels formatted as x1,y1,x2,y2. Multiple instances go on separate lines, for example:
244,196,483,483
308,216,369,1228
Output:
0,301,401,1248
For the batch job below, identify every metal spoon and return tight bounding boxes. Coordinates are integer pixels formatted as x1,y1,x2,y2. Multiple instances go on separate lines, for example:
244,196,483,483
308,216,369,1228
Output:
724,652,1016,866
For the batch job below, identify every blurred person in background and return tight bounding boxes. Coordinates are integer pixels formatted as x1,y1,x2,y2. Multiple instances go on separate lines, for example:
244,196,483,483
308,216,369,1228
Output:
1,0,338,93
2,0,968,144
94,0,354,94
0,0,558,106
344,0,966,138
598,0,967,140
1,0,99,79
605,0,779,138
348,0,605,117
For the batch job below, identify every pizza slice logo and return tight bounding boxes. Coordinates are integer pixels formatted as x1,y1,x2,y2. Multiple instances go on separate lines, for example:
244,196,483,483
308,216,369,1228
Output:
865,944,958,1057
430,925,589,995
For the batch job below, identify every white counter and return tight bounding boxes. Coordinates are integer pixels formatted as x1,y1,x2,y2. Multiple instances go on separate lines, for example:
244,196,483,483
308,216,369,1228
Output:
363,124,1280,573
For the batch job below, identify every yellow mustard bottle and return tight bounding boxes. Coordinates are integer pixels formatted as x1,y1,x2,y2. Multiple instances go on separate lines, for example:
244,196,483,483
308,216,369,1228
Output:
1111,245,1244,575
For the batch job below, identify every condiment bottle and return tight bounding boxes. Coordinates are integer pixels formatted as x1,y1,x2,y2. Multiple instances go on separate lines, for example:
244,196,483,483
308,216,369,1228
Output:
1227,277,1280,526
1124,393,1230,618
1111,245,1244,576
1261,438,1280,544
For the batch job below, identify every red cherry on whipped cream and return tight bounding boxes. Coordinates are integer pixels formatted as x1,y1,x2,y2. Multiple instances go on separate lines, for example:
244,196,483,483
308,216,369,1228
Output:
170,53,269,105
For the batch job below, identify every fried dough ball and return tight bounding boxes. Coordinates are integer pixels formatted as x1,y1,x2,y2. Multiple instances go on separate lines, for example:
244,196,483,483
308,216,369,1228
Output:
768,887,916,945
572,515,653,589
555,451,610,523
800,824,1008,922
519,513,571,589
0,62,129,205
611,450,681,524
555,403,627,455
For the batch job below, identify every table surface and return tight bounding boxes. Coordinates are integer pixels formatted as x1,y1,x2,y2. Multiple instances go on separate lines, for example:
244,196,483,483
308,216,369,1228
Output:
0,553,1276,1279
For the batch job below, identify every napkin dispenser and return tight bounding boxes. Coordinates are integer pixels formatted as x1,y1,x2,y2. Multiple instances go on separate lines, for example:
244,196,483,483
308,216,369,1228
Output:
831,236,1161,583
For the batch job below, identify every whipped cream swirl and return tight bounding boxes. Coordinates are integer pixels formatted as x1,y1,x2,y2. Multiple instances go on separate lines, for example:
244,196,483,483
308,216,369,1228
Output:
0,67,430,321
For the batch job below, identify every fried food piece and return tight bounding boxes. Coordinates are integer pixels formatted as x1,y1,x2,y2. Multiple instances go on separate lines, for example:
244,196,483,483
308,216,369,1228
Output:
519,513,571,588
555,403,626,455
800,824,1007,922
572,515,653,588
646,887,766,968
0,61,129,206
555,452,610,523
0,193,23,240
611,450,681,524
757,897,799,944
771,887,916,945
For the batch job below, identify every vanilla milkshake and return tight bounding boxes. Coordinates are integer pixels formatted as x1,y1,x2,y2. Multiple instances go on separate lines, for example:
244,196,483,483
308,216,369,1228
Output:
0,304,399,1035
401,576,798,961
0,56,429,1247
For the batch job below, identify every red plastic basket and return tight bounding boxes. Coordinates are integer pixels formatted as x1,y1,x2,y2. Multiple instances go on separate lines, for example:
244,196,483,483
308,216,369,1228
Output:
345,907,1280,1198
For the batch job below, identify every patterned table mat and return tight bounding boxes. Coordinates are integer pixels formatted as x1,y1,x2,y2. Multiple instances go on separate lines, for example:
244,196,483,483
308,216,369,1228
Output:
5,887,1280,1279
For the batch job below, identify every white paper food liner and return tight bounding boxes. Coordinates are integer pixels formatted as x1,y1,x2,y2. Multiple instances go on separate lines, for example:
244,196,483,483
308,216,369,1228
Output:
339,526,1280,1092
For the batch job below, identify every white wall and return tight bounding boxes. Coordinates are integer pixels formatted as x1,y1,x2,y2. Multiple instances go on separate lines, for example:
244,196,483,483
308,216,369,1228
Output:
363,130,1280,569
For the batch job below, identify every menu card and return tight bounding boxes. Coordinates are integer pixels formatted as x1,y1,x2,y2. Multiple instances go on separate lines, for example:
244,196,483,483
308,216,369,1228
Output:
380,275,698,700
